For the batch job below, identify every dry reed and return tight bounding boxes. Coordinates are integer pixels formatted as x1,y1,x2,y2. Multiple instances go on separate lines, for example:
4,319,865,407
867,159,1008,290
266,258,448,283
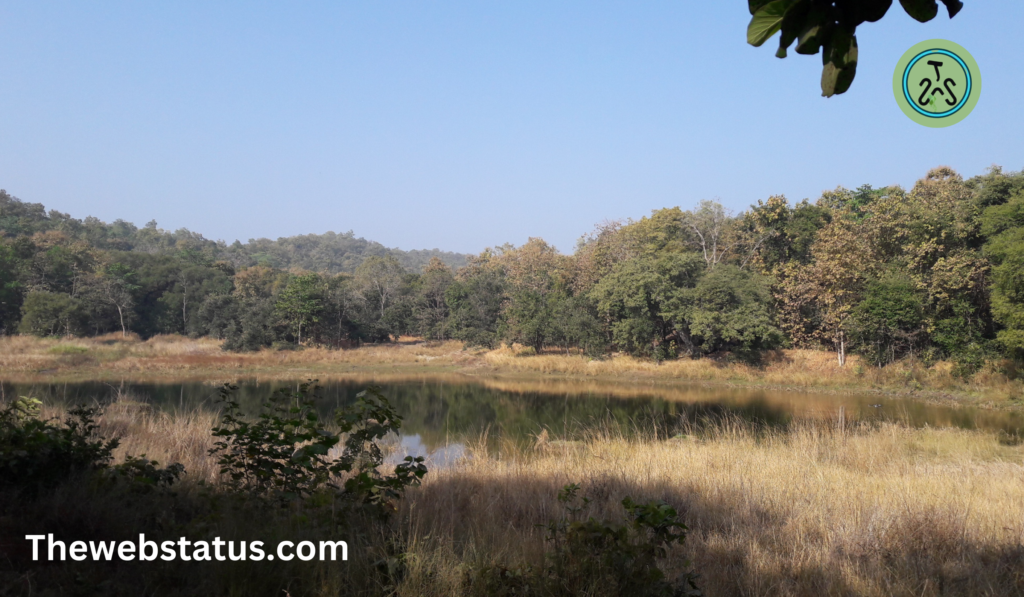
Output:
27,399,1024,596
401,419,1024,596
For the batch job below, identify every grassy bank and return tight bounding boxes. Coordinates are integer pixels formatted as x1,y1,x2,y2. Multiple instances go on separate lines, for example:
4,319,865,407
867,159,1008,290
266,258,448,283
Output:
2,334,1022,410
4,400,1023,596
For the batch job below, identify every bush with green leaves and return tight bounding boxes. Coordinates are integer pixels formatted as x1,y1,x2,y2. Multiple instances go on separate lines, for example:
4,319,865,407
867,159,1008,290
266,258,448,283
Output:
0,397,182,491
109,454,185,492
210,381,426,512
0,397,117,488
475,483,701,597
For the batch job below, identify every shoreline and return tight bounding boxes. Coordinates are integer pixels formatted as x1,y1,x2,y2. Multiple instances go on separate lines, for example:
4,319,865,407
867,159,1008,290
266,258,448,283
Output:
1,334,1021,413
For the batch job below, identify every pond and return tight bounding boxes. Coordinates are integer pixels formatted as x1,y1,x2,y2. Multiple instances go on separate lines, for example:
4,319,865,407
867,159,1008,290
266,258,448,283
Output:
4,376,1022,457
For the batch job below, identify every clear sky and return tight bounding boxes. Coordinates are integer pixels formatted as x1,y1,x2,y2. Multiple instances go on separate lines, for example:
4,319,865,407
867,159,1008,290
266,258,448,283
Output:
2,2,1022,254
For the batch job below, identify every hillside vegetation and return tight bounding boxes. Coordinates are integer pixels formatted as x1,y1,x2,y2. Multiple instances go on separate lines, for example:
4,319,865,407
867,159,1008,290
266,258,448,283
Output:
2,166,1023,384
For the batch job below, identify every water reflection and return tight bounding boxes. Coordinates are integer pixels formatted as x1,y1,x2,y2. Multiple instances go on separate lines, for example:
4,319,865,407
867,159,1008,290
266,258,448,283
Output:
2,376,1021,449
387,434,467,469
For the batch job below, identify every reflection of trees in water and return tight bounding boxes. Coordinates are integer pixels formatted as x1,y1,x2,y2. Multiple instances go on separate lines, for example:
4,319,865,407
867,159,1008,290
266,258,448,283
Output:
5,379,1023,449
311,381,799,449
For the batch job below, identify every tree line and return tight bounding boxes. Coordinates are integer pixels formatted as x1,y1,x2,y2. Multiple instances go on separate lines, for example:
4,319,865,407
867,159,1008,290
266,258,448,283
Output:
2,165,1023,373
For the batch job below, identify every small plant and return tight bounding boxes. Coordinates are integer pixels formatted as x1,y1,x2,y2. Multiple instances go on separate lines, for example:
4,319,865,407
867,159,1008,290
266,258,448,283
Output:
474,483,701,597
209,381,426,511
108,455,185,492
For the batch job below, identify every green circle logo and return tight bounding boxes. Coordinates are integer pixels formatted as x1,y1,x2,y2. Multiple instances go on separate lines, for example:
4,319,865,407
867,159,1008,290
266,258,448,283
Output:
893,40,980,127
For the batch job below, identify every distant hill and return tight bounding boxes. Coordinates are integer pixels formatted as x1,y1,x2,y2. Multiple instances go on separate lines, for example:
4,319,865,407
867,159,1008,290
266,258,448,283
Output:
0,189,469,273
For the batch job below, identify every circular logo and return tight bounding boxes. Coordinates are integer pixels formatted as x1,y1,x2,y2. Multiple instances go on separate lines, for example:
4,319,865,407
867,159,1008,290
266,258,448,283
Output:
893,40,980,127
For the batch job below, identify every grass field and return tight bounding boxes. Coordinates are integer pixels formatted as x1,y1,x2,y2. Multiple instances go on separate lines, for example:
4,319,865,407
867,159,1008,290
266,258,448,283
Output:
8,399,1020,596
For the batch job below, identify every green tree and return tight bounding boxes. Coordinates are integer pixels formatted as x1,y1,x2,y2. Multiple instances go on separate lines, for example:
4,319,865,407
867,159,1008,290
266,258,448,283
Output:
312,274,364,347
0,242,25,334
986,228,1024,358
19,291,86,337
747,0,964,96
275,272,325,345
979,177,1024,359
445,257,505,347
746,196,831,271
590,253,705,357
356,255,405,320
414,258,455,339
848,273,927,365
547,293,606,356
667,265,783,360
157,263,233,336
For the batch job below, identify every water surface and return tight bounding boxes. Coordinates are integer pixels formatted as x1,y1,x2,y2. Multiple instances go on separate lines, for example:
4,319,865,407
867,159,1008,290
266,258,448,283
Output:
4,377,1021,453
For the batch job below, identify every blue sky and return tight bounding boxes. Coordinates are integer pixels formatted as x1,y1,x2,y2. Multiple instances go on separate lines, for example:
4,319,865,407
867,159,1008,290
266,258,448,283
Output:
2,2,1022,254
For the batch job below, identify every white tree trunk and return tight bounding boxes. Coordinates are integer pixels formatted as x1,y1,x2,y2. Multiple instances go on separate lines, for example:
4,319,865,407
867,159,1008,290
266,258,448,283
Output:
117,305,126,338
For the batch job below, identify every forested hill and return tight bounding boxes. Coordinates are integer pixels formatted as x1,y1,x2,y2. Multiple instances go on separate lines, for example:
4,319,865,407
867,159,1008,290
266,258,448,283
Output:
0,191,469,274
232,232,469,273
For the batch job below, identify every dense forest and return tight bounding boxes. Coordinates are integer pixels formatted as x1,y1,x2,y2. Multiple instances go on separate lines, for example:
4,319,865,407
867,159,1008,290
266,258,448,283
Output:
2,165,1023,374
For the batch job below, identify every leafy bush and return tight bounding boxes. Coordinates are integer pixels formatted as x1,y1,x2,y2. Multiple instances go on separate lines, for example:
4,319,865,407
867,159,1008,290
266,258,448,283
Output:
474,483,701,597
0,397,182,492
210,381,426,512
0,397,118,489
108,454,185,492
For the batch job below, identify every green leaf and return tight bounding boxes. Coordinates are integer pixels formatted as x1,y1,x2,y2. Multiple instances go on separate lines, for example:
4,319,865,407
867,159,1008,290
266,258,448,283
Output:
826,28,856,69
820,33,858,96
899,0,939,22
748,0,774,16
776,0,810,58
939,0,963,18
747,0,798,47
820,37,858,97
795,24,822,55
860,0,894,22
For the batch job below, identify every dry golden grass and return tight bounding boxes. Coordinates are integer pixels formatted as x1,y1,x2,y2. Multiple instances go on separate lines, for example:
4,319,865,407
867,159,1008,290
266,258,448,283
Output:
0,334,472,380
40,399,222,483
483,345,1024,406
401,420,1024,596
31,400,1024,596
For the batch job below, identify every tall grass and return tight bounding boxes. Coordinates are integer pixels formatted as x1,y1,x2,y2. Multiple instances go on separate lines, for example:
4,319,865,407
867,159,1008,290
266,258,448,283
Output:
484,345,1024,403
14,401,1024,596
401,418,1024,596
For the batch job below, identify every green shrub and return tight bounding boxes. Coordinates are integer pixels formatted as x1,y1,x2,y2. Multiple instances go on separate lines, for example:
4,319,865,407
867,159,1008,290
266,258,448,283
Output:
0,397,117,489
210,381,426,513
0,397,182,493
108,454,185,492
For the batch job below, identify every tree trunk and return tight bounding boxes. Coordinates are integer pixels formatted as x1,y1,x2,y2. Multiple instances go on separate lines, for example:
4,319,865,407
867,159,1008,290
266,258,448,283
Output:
837,333,846,367
117,305,126,338
182,290,188,334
